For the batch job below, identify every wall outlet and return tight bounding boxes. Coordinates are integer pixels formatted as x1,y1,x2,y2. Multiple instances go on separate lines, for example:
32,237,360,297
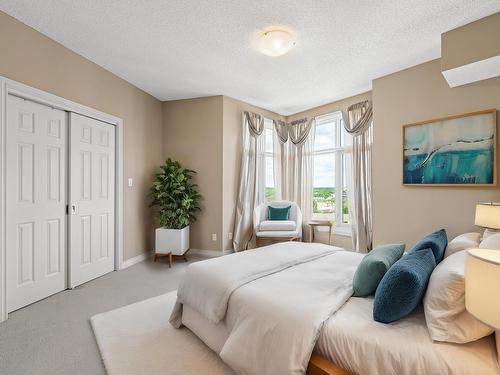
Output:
212,233,217,241
228,232,233,240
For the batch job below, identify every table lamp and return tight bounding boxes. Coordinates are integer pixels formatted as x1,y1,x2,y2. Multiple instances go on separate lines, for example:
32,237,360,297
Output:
475,203,500,237
466,248,500,362
470,203,500,361
465,249,500,329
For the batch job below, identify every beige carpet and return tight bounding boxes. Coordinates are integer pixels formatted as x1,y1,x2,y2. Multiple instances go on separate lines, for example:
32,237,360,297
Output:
91,291,234,375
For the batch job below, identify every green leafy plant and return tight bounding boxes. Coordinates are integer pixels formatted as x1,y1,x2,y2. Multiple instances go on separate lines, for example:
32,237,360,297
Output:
150,158,201,229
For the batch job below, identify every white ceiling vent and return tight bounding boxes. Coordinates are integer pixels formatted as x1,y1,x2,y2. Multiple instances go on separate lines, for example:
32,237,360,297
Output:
442,55,500,88
441,12,500,88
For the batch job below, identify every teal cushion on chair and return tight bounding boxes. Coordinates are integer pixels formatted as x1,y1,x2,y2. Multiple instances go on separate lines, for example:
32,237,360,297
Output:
268,206,291,220
352,243,405,297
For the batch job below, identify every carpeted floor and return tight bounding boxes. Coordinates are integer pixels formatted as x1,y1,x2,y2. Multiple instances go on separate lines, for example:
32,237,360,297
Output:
91,291,233,375
0,254,206,375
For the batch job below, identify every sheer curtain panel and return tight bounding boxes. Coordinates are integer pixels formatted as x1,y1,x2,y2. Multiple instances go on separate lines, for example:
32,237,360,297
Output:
342,101,373,252
233,112,265,251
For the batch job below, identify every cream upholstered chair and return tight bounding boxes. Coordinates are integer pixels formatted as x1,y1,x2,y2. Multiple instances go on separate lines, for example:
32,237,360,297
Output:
253,200,302,247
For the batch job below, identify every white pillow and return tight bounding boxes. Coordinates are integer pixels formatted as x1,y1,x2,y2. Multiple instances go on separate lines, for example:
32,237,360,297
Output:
444,232,481,258
424,250,493,343
479,232,500,250
482,228,499,240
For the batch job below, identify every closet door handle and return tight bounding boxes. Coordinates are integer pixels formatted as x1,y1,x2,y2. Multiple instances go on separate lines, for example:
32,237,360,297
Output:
71,204,77,215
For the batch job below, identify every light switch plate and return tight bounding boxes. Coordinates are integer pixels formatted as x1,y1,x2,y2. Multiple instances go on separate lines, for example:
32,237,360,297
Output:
212,233,217,241
127,178,133,187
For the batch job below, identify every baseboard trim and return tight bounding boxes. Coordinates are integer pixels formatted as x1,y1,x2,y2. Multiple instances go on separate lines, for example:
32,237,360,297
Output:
122,251,153,269
122,248,232,267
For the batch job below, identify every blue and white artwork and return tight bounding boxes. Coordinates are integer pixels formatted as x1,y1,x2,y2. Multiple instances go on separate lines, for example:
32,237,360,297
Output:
403,111,496,185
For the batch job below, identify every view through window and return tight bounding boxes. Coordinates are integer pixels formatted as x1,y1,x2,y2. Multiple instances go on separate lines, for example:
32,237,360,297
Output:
312,112,349,227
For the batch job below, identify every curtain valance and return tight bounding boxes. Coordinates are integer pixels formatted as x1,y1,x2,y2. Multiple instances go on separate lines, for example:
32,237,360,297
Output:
244,111,264,137
273,119,288,143
288,118,314,146
272,117,315,146
342,100,373,135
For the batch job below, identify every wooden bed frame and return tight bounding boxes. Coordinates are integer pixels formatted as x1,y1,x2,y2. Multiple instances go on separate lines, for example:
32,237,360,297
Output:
307,353,351,375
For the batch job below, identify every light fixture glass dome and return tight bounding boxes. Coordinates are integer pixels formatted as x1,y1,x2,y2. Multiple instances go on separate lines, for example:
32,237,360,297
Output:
256,28,296,57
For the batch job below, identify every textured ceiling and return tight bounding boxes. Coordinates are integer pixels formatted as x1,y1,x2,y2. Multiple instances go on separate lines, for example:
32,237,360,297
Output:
0,1,499,115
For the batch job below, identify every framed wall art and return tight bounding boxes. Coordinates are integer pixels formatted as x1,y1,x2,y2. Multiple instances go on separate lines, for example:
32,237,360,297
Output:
403,109,497,186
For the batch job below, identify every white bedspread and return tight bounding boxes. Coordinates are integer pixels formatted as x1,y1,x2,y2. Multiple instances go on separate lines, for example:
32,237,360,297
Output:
317,296,500,375
170,242,363,375
170,241,336,326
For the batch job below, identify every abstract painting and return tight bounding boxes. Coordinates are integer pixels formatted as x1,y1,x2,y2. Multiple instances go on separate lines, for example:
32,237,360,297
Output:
403,109,497,186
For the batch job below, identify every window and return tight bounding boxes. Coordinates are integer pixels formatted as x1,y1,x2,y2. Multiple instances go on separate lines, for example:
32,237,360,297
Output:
312,112,349,229
264,119,275,202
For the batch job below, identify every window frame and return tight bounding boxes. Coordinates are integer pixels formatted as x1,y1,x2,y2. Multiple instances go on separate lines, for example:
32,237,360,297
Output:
312,111,350,234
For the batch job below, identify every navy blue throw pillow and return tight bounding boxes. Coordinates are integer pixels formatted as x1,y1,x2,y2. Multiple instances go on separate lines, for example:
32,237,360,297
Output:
411,228,448,264
268,206,291,220
373,248,436,323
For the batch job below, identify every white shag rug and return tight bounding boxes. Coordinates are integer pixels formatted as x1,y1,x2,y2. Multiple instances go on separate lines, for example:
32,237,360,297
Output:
91,291,234,375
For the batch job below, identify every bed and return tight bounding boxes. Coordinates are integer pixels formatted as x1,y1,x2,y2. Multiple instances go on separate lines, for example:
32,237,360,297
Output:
170,242,499,375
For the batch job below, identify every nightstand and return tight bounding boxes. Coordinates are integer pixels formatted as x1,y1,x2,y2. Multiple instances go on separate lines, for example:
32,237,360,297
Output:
308,221,333,244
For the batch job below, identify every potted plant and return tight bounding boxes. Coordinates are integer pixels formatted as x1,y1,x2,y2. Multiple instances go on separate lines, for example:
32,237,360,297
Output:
150,158,201,258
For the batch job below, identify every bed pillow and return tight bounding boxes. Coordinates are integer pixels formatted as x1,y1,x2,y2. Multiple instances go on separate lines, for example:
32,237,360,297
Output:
411,229,448,264
267,205,291,220
479,233,500,250
444,232,481,258
352,243,405,297
373,248,436,323
482,228,499,240
424,250,493,343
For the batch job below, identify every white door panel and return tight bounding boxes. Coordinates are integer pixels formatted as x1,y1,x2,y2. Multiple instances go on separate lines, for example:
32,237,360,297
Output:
69,113,115,287
6,95,67,312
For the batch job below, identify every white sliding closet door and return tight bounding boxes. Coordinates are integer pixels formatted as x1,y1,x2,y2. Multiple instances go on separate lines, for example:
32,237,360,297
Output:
69,113,115,288
6,95,67,312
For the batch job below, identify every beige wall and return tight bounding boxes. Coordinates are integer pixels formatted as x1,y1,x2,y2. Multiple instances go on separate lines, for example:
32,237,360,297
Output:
162,97,224,250
287,92,372,122
372,59,500,249
0,11,164,261
222,97,284,250
441,12,500,71
162,95,282,251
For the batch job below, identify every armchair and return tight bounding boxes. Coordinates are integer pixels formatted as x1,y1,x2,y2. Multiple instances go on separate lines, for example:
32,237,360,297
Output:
253,200,302,247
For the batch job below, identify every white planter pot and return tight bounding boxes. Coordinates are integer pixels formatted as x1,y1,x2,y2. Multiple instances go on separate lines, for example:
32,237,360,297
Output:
155,226,190,256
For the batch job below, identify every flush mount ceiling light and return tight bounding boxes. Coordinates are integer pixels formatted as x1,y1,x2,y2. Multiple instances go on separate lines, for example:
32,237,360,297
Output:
255,27,296,57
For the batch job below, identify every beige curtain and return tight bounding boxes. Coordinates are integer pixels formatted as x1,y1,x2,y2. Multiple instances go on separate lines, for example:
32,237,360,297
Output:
288,118,314,146
273,119,288,143
279,118,316,241
342,101,373,252
233,112,265,251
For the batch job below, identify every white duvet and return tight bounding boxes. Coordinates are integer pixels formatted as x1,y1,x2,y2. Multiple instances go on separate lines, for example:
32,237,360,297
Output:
170,242,363,375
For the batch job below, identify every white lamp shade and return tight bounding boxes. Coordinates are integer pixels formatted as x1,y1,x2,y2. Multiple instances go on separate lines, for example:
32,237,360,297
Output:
475,203,500,229
465,249,500,329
